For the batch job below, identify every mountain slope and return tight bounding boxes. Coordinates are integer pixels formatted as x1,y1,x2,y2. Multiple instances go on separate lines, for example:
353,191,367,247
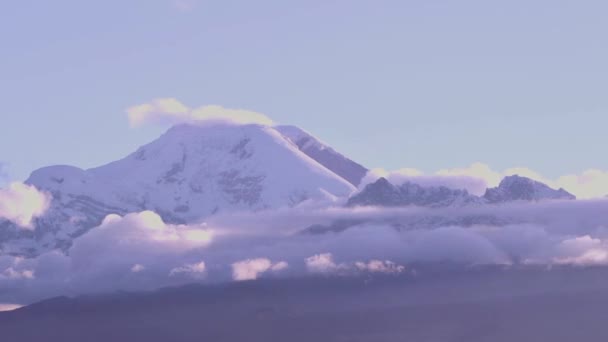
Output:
275,125,368,187
1,123,356,256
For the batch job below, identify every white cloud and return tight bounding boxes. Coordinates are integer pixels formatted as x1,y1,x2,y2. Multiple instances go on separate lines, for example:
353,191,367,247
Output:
271,261,289,272
436,162,503,190
550,236,608,266
169,261,207,278
0,182,50,228
555,170,608,199
0,303,23,312
305,253,339,273
1,267,35,280
231,258,288,281
67,211,213,284
354,260,405,274
306,253,406,275
131,264,145,273
127,98,274,127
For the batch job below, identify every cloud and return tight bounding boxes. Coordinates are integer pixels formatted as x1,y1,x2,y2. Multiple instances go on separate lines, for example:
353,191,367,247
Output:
354,260,405,274
68,211,213,276
131,264,145,273
555,170,608,199
0,182,51,228
1,267,35,280
0,304,23,312
4,198,608,304
170,261,207,278
231,258,288,281
305,253,340,274
305,253,405,275
271,261,289,272
127,98,274,127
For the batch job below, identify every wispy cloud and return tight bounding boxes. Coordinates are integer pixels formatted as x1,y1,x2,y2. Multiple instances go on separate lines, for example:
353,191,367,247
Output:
0,303,23,312
127,98,274,127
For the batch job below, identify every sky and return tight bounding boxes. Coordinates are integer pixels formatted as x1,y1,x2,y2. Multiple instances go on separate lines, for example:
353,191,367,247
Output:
1,0,607,184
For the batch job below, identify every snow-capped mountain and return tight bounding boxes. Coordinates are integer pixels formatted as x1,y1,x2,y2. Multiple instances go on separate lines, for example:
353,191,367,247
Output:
483,175,575,203
275,125,368,187
347,177,483,208
0,122,579,256
1,123,357,256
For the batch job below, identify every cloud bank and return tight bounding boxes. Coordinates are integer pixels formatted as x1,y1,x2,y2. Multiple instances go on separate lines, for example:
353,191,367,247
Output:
127,98,274,127
3,197,608,304
0,182,50,228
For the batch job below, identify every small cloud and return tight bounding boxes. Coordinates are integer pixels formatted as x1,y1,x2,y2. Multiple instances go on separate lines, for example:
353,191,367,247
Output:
551,235,608,266
354,260,405,274
0,182,51,229
271,261,289,272
0,303,23,312
305,253,405,275
305,253,340,273
1,267,35,280
231,258,288,281
169,261,207,278
131,264,145,273
127,98,274,127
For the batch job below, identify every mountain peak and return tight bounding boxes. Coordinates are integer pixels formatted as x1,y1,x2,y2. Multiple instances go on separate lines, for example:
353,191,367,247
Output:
484,175,575,203
347,177,481,208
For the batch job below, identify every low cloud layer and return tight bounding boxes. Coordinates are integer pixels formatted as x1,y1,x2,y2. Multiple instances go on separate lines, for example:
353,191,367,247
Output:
363,163,608,199
0,183,50,228
127,98,274,127
3,197,608,304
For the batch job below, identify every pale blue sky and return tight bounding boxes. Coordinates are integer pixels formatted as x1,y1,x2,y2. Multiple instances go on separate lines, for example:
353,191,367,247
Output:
1,0,607,185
